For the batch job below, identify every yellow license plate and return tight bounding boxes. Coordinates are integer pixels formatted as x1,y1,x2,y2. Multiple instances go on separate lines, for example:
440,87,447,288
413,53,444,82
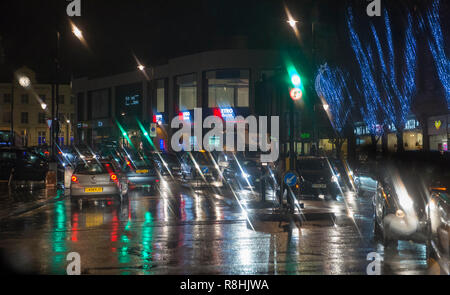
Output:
136,169,148,174
84,187,103,193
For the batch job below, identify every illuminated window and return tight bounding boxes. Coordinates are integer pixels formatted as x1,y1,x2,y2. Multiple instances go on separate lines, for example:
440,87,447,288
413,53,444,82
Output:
176,74,197,110
205,69,249,108
156,79,165,113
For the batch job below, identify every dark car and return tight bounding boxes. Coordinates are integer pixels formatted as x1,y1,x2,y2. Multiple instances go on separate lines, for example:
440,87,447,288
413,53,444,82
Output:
151,152,182,177
429,186,449,273
70,159,128,200
373,152,448,251
0,147,48,181
295,156,340,199
223,157,263,190
122,157,160,192
180,151,223,187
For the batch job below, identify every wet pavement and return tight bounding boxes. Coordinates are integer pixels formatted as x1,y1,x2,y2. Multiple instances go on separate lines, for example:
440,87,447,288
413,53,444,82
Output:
0,176,441,275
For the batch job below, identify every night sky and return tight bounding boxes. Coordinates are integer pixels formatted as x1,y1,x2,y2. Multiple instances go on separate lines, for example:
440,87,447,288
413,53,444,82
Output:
0,0,443,82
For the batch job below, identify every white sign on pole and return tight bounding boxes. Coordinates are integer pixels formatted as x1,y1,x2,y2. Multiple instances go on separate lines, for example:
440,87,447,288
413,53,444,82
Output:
149,123,157,137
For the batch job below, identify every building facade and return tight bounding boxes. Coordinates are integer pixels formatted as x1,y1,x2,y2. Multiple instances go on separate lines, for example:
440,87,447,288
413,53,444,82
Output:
72,49,283,151
0,67,74,147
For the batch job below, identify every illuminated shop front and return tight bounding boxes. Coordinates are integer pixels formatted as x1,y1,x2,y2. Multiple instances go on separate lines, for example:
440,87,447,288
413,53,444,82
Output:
428,114,449,152
354,116,423,152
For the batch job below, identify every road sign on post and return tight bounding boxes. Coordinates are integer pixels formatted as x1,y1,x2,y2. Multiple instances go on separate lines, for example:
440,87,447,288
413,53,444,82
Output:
149,123,157,137
283,170,299,187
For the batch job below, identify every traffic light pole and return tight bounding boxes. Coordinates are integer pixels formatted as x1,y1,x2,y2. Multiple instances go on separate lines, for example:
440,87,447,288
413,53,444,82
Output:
289,98,295,170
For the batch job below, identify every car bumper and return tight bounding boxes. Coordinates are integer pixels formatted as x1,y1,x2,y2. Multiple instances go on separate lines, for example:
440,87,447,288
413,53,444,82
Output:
70,183,120,197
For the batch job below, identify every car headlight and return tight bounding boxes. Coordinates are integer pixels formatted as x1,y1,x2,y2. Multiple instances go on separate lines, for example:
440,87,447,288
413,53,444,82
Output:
242,172,250,179
395,209,405,218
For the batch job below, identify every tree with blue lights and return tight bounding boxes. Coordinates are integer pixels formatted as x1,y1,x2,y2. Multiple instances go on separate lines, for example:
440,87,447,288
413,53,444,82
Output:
347,7,417,152
315,63,353,159
419,0,450,107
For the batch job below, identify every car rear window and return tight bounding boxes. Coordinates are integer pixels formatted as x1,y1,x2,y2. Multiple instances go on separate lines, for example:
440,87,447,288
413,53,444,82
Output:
297,159,327,170
74,162,112,174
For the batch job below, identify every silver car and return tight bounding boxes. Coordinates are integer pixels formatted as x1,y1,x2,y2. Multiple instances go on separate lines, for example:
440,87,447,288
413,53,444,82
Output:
70,159,128,200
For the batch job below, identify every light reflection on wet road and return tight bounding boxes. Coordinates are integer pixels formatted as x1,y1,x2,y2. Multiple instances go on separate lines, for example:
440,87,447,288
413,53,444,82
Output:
0,178,437,275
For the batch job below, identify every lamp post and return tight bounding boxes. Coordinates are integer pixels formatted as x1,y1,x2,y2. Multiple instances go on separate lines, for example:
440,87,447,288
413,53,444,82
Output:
313,103,329,154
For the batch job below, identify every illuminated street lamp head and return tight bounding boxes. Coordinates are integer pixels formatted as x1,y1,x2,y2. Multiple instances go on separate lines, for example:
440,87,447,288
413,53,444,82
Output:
287,19,298,28
137,64,145,71
323,104,329,111
72,24,83,40
41,103,47,110
66,119,70,124
18,75,31,88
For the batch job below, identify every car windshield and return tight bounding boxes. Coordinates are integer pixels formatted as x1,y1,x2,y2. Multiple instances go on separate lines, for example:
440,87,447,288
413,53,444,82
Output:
74,162,112,174
161,154,179,164
129,159,153,169
240,160,258,167
297,159,327,170
190,153,211,166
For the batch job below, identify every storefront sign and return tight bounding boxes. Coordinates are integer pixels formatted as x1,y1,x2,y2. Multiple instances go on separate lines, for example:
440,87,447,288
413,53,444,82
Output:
428,115,447,136
179,111,191,122
155,114,163,124
220,107,234,120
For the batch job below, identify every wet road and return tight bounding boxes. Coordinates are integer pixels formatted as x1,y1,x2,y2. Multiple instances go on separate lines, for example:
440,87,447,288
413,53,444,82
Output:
0,177,440,275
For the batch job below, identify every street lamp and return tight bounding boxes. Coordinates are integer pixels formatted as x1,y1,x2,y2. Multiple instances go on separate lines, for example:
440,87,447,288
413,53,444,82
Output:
71,23,83,40
287,19,298,29
323,104,329,111
18,75,31,88
137,64,145,72
41,103,47,110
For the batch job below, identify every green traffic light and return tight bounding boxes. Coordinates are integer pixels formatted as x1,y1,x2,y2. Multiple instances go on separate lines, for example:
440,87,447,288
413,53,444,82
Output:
291,74,301,87
122,132,127,136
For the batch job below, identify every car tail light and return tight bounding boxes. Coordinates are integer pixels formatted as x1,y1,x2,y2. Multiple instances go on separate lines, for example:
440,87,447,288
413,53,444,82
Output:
110,174,118,182
71,175,77,182
155,179,160,183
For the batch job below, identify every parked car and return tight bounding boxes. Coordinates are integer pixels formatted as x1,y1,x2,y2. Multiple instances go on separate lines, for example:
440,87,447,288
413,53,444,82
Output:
70,159,128,201
151,152,182,177
0,147,48,181
372,152,445,251
295,156,340,199
429,186,449,272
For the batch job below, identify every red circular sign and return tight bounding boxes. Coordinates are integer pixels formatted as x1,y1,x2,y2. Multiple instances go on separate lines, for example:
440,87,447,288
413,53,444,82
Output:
290,88,303,100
